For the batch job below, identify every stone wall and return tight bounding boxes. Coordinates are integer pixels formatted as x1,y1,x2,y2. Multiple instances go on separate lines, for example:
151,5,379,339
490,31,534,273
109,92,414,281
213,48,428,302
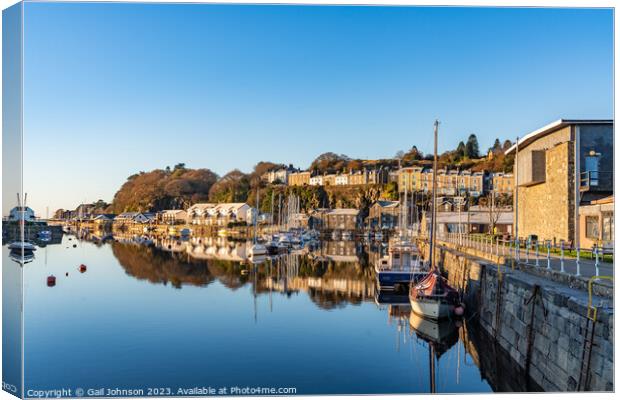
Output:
517,140,573,243
421,242,614,392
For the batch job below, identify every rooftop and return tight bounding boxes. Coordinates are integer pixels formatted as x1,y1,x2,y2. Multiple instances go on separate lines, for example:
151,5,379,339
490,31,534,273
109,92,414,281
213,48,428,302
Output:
505,119,613,155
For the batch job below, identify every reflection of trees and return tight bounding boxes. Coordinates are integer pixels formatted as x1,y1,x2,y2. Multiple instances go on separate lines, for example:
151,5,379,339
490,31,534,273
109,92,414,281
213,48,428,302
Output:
111,242,215,289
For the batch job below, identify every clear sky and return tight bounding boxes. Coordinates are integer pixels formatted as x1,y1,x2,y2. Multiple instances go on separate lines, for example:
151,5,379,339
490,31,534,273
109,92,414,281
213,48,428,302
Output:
21,3,613,215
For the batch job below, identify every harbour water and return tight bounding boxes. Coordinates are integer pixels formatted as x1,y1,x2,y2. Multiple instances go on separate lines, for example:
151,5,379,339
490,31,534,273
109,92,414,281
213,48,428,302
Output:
6,233,538,395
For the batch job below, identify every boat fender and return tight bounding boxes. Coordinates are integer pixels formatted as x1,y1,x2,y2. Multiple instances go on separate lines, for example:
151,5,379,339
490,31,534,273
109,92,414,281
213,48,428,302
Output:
79,264,87,273
47,276,56,287
454,305,465,317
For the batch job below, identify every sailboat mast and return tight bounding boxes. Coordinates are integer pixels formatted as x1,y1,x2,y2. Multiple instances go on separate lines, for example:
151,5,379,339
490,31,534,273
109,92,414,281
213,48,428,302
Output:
429,120,439,270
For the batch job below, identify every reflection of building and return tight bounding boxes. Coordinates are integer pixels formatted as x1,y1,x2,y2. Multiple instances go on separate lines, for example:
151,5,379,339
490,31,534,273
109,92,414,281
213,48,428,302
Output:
185,237,250,261
506,119,613,244
324,209,361,230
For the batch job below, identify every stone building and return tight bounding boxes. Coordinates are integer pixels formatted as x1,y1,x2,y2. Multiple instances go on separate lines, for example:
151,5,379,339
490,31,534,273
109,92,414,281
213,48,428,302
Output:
505,119,613,245
324,209,362,231
367,200,400,230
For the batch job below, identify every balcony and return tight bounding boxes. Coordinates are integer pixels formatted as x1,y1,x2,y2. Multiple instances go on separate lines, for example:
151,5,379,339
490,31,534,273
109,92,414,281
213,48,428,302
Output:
580,171,613,192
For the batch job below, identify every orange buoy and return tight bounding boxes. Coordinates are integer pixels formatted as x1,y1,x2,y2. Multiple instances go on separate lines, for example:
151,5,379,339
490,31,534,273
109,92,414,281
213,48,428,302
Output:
79,264,87,273
47,276,56,287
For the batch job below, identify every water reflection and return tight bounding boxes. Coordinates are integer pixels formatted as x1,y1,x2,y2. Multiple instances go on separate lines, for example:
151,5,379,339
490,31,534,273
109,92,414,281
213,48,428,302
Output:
16,233,540,394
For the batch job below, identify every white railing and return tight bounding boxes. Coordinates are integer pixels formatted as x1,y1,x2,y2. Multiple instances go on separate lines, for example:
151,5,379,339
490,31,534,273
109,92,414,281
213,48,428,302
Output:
435,231,613,279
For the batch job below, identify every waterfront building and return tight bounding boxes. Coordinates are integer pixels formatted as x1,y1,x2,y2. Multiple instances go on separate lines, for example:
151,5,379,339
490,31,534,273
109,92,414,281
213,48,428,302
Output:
505,119,613,245
114,212,154,224
187,203,253,226
158,210,188,224
324,209,362,231
367,200,400,230
436,207,513,236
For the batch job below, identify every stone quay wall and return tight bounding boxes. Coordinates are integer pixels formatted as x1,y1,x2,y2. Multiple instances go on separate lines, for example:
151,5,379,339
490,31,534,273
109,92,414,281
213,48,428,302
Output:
419,241,614,392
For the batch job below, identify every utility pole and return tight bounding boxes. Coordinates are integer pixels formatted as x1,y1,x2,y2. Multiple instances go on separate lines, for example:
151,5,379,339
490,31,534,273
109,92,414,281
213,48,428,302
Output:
515,136,520,261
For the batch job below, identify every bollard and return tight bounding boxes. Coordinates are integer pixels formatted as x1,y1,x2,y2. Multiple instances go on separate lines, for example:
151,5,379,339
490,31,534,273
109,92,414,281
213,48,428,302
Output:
525,241,529,263
546,241,551,270
575,248,581,277
595,245,600,277
560,242,565,273
535,241,540,267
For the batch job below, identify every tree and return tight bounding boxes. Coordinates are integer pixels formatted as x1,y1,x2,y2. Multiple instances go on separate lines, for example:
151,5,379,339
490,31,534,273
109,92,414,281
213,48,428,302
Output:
491,138,502,153
455,141,466,159
208,169,250,203
465,134,480,159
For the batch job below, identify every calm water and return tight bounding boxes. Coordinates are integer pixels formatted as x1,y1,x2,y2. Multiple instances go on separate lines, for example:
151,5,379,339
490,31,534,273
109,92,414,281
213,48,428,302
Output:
5,232,522,396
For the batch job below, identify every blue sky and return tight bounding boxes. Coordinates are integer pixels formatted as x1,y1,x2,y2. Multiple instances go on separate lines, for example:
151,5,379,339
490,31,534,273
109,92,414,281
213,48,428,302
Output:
21,3,613,214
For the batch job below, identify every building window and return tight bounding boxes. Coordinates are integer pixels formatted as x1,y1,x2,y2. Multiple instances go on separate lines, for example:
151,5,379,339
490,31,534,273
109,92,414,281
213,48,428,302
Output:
602,213,613,241
585,216,599,239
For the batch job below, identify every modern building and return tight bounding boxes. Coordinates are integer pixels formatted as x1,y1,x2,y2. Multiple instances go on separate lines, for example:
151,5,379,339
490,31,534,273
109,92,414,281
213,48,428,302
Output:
505,119,613,245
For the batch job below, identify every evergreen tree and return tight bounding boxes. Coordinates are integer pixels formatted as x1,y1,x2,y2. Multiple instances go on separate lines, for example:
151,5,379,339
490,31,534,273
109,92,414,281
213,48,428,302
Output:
456,141,466,159
465,134,480,159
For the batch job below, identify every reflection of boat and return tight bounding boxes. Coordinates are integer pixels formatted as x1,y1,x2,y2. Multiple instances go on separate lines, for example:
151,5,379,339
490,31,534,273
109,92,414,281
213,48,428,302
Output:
8,241,37,252
374,288,410,306
374,232,383,241
9,250,35,265
409,312,460,394
249,243,268,258
38,230,52,241
409,121,462,320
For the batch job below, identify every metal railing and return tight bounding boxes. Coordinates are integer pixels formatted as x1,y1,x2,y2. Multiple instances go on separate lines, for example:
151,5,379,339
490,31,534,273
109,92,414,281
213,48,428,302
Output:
436,231,613,280
579,171,613,192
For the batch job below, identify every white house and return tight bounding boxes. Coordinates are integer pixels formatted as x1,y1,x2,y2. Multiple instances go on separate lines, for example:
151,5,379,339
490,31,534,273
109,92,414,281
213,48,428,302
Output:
158,210,188,224
187,203,253,226
114,212,154,224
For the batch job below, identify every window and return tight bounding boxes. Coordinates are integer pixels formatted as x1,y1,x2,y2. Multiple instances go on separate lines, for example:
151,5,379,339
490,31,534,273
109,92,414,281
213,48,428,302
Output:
602,213,614,241
585,216,599,239
585,154,600,186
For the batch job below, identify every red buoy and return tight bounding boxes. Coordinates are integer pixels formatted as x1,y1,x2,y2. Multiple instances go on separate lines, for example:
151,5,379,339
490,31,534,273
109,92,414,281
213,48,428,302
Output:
79,264,87,273
47,276,56,287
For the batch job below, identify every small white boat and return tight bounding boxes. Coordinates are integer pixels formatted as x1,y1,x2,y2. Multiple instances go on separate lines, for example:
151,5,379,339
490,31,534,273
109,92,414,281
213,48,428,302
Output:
8,241,37,252
375,238,425,291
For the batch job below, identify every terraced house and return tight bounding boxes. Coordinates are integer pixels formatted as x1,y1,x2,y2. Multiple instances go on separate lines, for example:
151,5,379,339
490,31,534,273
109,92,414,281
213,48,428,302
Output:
187,203,254,226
